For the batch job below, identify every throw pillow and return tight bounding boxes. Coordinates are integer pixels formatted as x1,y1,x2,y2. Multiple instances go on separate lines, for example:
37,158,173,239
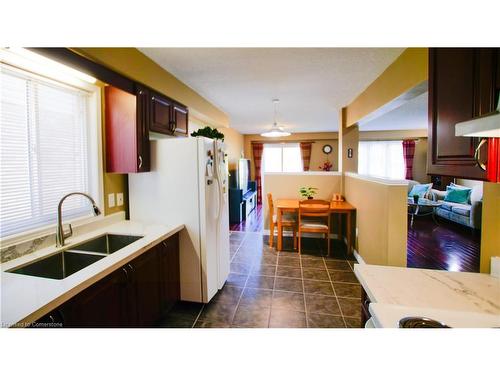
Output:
408,183,433,198
444,186,471,204
450,182,473,203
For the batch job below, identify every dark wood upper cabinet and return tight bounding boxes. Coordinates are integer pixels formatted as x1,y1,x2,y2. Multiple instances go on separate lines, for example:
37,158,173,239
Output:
105,85,150,173
149,91,174,134
428,48,499,180
147,89,189,136
172,103,189,136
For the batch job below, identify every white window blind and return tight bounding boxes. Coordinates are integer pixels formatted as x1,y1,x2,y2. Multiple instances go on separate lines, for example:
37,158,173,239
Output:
358,140,405,180
1,65,95,238
263,143,303,173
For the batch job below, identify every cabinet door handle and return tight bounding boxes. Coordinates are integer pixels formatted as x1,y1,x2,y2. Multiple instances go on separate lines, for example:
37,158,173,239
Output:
474,138,487,171
128,263,134,274
138,155,143,169
122,266,129,282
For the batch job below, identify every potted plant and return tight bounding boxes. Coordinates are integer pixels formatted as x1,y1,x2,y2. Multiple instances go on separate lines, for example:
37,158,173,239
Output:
299,187,318,200
190,126,225,141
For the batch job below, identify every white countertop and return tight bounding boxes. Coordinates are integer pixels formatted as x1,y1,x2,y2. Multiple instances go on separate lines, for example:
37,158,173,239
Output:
1,220,184,327
354,264,500,327
369,303,500,328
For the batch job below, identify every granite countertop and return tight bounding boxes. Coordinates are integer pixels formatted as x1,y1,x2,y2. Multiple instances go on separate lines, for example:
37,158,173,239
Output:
354,264,500,316
1,220,184,327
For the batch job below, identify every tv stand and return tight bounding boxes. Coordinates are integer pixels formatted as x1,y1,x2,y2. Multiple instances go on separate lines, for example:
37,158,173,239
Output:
229,181,257,224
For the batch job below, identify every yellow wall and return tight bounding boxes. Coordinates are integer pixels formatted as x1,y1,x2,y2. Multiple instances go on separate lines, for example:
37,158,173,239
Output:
359,129,430,183
219,128,245,170
244,132,339,180
344,173,408,267
480,182,500,273
72,48,229,128
338,108,358,180
345,48,428,127
262,172,343,230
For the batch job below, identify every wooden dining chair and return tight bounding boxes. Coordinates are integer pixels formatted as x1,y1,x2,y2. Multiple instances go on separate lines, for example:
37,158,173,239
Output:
267,193,297,249
298,199,331,256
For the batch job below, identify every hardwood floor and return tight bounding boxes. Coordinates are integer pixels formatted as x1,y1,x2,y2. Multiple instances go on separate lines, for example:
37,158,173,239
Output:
407,215,481,272
229,204,263,232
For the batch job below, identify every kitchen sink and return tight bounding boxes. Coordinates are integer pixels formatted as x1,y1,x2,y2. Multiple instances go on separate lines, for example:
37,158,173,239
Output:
6,234,143,280
8,251,106,280
66,234,143,255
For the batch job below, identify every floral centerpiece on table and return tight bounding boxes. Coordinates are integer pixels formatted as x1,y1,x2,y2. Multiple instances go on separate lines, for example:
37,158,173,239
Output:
319,160,333,171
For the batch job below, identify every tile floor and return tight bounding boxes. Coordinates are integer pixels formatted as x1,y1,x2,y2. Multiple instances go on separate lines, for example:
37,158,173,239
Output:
158,231,362,328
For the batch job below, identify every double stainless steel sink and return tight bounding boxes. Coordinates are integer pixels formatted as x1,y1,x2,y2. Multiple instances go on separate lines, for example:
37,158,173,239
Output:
7,234,143,280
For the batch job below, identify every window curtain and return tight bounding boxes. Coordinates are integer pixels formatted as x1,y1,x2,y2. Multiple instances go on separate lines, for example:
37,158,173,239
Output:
252,142,264,204
402,140,416,180
299,142,313,171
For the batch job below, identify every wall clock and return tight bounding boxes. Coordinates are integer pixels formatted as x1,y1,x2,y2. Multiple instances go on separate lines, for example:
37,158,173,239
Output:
322,144,333,154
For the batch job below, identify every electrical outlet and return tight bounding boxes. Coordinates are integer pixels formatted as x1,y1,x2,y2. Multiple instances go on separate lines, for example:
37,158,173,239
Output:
108,193,115,208
116,192,124,206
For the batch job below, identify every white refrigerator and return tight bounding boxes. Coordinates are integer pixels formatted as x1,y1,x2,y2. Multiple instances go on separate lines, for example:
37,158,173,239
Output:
128,137,230,303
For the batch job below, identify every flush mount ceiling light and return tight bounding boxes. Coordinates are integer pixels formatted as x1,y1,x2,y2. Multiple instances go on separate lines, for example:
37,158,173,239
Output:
260,99,291,138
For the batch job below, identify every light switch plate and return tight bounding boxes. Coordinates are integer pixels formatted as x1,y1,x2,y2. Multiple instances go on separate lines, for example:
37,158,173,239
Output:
108,193,115,208
116,192,124,206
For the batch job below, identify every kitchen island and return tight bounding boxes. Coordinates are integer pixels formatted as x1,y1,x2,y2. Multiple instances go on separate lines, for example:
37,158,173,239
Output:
354,264,500,328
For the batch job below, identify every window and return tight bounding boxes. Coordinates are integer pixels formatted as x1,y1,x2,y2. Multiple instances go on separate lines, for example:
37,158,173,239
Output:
358,140,405,180
0,64,101,238
263,143,303,173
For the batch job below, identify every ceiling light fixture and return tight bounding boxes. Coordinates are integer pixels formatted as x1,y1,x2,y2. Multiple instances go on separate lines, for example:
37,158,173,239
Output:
260,99,291,138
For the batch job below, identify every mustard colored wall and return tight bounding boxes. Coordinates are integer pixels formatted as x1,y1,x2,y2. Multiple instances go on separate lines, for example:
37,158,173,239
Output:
97,83,128,215
344,173,408,267
219,127,245,170
338,108,358,180
244,132,339,180
480,182,500,273
72,48,229,128
345,48,428,127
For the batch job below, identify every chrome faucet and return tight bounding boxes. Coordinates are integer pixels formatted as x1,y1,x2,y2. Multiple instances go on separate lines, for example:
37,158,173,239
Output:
56,192,102,247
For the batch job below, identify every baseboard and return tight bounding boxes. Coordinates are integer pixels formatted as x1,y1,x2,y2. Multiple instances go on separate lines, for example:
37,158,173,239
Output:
353,250,365,264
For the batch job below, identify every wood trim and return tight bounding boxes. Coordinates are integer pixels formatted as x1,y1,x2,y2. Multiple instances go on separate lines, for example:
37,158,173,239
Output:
30,48,135,94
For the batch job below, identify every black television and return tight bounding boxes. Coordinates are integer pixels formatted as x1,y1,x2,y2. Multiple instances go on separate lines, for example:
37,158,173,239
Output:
230,158,250,194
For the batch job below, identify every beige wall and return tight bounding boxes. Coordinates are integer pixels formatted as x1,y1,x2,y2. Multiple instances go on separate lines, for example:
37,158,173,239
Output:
244,132,339,180
345,48,428,127
359,129,430,183
480,182,500,274
344,173,408,267
263,172,342,230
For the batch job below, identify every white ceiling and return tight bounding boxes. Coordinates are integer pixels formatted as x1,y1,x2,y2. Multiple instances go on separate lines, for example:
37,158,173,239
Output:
359,92,428,131
139,48,404,134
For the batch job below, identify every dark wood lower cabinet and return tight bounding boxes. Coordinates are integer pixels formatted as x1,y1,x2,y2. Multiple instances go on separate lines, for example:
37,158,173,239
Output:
31,234,180,328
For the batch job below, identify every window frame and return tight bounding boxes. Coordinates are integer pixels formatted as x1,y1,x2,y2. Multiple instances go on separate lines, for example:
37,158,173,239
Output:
0,62,104,245
357,140,406,180
263,142,303,173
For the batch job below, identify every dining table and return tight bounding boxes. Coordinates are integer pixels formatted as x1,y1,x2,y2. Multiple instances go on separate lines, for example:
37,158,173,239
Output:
275,199,356,254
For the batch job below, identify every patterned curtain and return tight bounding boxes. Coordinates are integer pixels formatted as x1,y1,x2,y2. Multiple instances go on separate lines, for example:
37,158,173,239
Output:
252,142,264,204
402,140,416,180
299,142,313,171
